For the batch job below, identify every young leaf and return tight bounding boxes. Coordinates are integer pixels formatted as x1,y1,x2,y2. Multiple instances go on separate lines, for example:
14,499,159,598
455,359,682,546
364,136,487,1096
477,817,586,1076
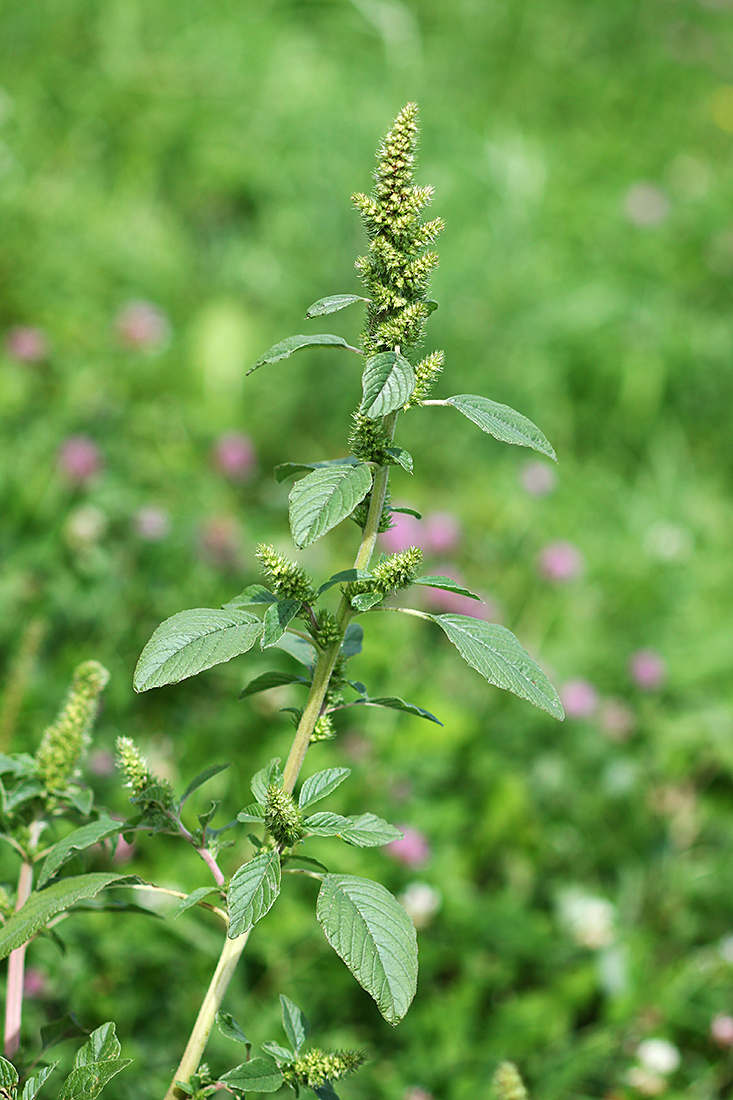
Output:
216,1012,251,1049
313,1083,341,1100
432,614,564,719
316,874,417,1025
251,759,283,805
218,1058,283,1093
179,763,232,807
172,887,222,919
0,873,125,960
445,395,557,461
133,609,262,692
240,671,308,700
306,812,402,847
349,592,383,611
360,352,416,419
261,600,302,648
351,696,442,725
224,585,278,608
58,1023,131,1100
274,633,318,669
289,464,372,549
21,1062,57,1100
274,458,359,484
280,994,309,1054
340,623,363,658
317,569,372,596
305,294,369,317
298,767,351,810
386,446,413,474
412,575,482,601
227,851,281,938
237,803,266,823
0,1058,18,1092
260,1041,294,1063
390,506,422,519
247,334,361,376
37,817,125,889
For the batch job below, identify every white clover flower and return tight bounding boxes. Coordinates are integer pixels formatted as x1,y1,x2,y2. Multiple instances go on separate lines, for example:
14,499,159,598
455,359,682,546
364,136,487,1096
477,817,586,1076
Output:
558,889,616,949
398,882,442,929
636,1038,680,1075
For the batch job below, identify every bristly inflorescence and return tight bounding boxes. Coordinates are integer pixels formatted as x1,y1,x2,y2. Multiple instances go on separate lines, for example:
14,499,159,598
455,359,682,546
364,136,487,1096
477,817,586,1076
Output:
255,544,317,604
282,1048,367,1092
492,1061,529,1100
116,735,174,810
36,661,109,793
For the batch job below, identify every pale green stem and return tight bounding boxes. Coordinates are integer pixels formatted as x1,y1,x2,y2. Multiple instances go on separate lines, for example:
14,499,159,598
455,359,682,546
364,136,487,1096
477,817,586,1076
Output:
4,820,43,1059
164,411,398,1098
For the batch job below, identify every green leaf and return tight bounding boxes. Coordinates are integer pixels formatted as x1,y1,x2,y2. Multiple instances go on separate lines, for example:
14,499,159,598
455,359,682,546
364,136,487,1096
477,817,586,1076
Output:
58,1023,131,1100
280,994,309,1054
37,818,125,889
247,334,361,376
340,623,363,658
274,457,358,484
386,446,413,474
224,585,278,608
274,633,317,669
282,854,329,874
21,1063,57,1100
218,1058,283,1093
0,1057,18,1091
313,1083,340,1100
251,759,283,805
179,763,231,807
227,851,281,938
261,601,302,649
305,812,402,847
216,1012,251,1049
237,803,266,823
351,695,442,724
316,875,417,1025
413,575,482,601
298,768,351,809
0,752,35,776
360,352,415,419
426,299,439,314
446,395,557,461
350,592,383,611
239,671,308,700
134,609,262,692
0,874,125,960
317,569,372,596
305,294,369,317
260,1041,293,1063
172,887,222,919
289,464,372,549
390,506,422,519
432,614,564,719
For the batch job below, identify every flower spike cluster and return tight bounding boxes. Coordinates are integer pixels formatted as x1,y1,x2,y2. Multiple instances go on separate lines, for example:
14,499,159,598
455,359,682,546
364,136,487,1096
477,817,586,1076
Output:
36,661,109,793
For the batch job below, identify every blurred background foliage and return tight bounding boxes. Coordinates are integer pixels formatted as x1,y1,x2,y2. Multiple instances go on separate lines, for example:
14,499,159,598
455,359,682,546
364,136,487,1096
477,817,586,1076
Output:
2,0,733,1097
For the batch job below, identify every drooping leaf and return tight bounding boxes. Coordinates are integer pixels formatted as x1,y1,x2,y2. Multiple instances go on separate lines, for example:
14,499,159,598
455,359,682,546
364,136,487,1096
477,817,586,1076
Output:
446,395,557,461
298,768,351,810
351,696,442,725
349,592,383,611
386,446,413,474
21,1062,57,1100
133,609,262,692
305,294,369,317
389,506,422,519
247,334,361,376
218,1058,283,1093
57,1023,131,1100
274,457,358,484
171,887,222,919
239,671,308,700
340,623,363,658
216,1012,251,1049
37,818,125,889
179,763,231,807
360,352,415,419
224,586,278,609
316,875,417,1025
305,812,402,847
227,851,281,938
433,614,564,719
250,759,283,805
261,601,302,648
280,995,309,1054
0,874,125,960
412,575,482,601
274,633,317,669
289,464,372,549
237,803,266,823
317,569,372,596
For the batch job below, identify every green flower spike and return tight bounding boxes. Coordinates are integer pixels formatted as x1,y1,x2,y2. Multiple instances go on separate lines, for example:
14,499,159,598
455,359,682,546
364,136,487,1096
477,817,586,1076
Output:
492,1061,529,1100
265,783,305,847
283,1048,367,1091
115,736,174,809
255,544,317,603
36,660,109,793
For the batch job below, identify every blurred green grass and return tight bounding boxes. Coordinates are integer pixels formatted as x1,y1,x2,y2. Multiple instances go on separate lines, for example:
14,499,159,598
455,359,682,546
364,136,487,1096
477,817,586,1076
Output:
2,0,733,1097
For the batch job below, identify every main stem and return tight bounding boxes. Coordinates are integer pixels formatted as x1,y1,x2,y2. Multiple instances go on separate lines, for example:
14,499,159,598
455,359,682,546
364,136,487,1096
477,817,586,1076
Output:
164,413,398,1098
4,820,43,1059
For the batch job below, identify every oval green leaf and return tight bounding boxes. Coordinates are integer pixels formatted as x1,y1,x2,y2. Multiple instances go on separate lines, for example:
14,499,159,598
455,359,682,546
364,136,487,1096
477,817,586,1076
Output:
134,609,262,692
316,874,417,1025
305,812,402,847
360,352,416,419
305,295,369,318
247,334,361,375
219,1058,284,1093
446,395,557,460
227,851,281,938
261,600,302,648
37,818,125,889
0,874,125,960
433,614,564,719
289,464,372,549
413,575,482,601
298,767,351,810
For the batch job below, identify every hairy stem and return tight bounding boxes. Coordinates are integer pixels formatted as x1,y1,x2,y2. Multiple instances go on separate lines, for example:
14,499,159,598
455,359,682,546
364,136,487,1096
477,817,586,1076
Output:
4,820,43,1059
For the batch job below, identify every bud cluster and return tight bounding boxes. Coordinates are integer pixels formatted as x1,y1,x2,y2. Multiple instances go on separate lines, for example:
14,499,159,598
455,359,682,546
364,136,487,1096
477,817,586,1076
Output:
492,1061,529,1100
255,544,317,604
264,783,304,847
115,736,174,809
36,661,109,793
348,547,423,606
282,1048,367,1091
